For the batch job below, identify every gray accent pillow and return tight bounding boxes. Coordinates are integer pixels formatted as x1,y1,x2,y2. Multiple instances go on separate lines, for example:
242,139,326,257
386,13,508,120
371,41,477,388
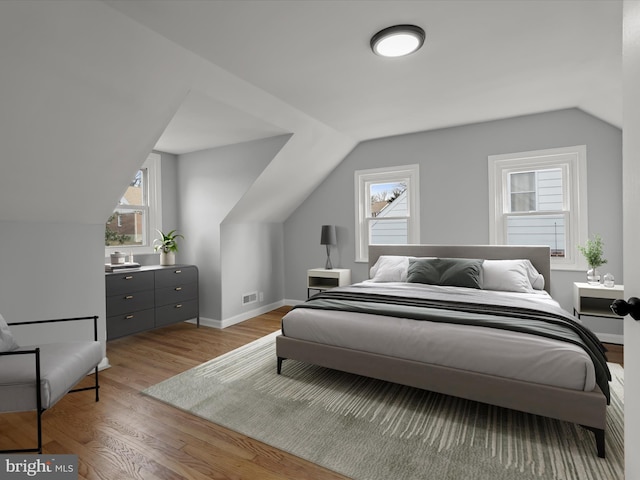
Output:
407,257,484,289
0,313,19,352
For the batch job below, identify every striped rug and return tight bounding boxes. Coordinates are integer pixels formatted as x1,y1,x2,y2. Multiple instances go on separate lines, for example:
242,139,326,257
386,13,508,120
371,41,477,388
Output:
144,331,624,480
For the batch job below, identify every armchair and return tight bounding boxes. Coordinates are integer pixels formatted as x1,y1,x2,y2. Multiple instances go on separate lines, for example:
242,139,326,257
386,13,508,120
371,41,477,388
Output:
0,314,102,454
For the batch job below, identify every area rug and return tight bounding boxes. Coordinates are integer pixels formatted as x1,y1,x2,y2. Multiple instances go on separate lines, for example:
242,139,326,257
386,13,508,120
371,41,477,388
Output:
143,331,624,480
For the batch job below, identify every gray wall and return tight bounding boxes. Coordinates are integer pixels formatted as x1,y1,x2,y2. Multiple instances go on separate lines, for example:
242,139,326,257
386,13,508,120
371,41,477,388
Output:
177,135,290,322
220,222,284,320
284,108,623,338
0,221,106,354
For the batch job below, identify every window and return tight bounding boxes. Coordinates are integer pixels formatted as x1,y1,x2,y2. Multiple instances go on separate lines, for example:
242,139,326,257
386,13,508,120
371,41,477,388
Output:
105,152,162,254
488,146,588,270
355,165,420,262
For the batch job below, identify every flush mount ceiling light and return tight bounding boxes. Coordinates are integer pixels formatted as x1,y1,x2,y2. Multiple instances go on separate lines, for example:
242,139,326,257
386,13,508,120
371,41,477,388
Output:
370,24,425,57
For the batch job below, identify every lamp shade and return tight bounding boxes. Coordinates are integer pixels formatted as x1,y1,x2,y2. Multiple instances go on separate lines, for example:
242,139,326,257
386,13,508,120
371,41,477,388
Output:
320,225,337,245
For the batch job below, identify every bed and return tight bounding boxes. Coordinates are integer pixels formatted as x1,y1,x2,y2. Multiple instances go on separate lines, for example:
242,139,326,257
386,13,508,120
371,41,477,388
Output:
276,244,611,458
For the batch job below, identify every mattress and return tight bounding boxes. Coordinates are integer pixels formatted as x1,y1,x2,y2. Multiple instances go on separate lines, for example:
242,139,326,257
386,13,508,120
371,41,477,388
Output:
281,283,597,392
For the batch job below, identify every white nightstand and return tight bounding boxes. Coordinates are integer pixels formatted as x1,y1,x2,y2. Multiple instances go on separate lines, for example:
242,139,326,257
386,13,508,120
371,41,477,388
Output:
307,268,351,298
573,282,625,319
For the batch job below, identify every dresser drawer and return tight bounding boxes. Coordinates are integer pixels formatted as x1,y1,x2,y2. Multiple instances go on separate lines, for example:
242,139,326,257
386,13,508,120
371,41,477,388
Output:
155,266,197,289
107,289,155,317
107,308,155,340
106,270,154,296
155,299,198,328
155,282,197,307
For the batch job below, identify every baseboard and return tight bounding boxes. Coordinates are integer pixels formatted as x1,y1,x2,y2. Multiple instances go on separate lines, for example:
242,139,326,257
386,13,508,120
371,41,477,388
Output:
284,298,306,306
187,300,287,329
596,333,624,345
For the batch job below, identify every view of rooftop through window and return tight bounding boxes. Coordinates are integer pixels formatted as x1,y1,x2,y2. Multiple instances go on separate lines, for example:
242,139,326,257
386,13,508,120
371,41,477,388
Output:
369,181,408,245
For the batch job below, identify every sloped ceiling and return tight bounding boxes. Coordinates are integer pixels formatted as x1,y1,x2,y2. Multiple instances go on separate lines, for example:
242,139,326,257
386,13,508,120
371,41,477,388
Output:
0,1,622,225
108,0,622,149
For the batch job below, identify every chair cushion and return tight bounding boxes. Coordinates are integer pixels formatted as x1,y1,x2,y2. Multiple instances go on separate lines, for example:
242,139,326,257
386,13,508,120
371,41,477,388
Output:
0,313,19,352
0,341,102,412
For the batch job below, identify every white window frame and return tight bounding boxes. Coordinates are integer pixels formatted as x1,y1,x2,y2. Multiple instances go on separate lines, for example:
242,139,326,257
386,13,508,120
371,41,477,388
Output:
488,145,588,270
105,152,162,256
354,164,420,263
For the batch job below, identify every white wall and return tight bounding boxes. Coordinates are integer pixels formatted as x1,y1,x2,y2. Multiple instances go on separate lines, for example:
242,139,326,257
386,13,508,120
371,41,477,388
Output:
220,222,285,322
623,1,640,476
0,222,106,356
177,135,290,322
0,1,352,349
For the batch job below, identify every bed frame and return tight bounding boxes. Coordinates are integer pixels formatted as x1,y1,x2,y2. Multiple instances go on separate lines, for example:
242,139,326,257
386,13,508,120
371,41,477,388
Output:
276,244,607,457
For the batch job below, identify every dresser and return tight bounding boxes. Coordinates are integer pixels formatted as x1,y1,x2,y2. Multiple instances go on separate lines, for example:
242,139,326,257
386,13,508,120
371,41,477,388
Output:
106,265,199,340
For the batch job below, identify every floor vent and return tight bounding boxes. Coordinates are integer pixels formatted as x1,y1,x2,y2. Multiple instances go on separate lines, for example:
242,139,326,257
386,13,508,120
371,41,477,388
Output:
242,291,258,306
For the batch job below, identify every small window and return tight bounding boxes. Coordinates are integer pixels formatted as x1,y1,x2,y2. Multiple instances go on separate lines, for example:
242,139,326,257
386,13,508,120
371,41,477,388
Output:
105,153,162,254
355,165,420,262
489,146,588,270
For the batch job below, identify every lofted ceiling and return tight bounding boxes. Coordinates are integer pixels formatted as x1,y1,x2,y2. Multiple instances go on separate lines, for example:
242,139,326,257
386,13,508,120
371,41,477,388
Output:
107,0,622,155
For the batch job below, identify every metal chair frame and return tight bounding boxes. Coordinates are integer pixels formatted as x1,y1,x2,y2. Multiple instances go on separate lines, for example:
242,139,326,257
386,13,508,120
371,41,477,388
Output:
0,315,100,454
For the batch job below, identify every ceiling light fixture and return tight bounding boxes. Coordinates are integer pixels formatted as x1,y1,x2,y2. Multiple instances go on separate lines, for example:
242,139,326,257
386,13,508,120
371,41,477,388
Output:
370,24,425,58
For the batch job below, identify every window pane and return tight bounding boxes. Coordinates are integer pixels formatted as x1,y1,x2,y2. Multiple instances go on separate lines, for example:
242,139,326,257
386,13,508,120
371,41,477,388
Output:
506,214,565,257
510,172,535,192
369,218,408,245
536,168,563,211
510,192,535,212
120,170,144,206
105,209,145,247
369,182,407,217
509,172,535,212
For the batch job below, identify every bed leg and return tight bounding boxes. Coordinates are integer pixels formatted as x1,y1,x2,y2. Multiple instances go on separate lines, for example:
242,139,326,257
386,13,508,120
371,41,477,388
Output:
582,426,605,458
277,357,284,374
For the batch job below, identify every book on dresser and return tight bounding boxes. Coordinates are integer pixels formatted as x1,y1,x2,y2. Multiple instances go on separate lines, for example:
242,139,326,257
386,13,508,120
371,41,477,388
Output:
105,264,199,340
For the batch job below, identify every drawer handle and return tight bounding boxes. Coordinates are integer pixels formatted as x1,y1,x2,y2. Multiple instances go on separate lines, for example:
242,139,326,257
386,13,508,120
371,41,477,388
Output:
125,315,134,319
175,304,183,309
175,287,182,291
124,275,134,280
124,295,134,300
174,270,182,274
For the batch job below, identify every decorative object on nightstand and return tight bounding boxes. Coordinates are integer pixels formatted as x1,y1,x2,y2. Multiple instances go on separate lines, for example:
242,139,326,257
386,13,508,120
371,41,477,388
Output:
577,234,607,285
307,268,351,298
320,225,337,270
573,282,624,319
153,229,184,266
603,273,615,288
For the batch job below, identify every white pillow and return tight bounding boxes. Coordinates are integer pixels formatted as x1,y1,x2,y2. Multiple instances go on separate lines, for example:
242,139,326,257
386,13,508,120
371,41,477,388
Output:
0,313,19,352
369,255,410,282
483,259,536,293
522,259,545,290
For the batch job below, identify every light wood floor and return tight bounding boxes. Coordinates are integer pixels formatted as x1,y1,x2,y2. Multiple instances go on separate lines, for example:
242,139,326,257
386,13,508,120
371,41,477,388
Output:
0,307,623,479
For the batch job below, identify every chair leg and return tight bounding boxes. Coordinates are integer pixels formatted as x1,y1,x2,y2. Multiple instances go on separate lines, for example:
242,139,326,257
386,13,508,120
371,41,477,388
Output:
94,365,100,402
37,408,43,454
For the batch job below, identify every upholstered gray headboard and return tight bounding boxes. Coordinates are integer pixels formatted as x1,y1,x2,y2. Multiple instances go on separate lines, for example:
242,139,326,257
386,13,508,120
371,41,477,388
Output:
368,244,551,293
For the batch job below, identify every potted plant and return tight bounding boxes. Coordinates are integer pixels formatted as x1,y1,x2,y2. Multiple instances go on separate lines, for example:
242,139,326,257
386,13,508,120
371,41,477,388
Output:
153,229,184,266
577,234,607,285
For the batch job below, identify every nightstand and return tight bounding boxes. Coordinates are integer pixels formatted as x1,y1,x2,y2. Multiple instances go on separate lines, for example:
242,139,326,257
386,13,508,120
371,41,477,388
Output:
307,268,351,298
573,282,624,319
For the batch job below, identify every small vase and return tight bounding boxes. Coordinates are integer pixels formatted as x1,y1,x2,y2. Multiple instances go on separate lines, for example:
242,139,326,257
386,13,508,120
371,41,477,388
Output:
587,267,601,285
160,251,175,266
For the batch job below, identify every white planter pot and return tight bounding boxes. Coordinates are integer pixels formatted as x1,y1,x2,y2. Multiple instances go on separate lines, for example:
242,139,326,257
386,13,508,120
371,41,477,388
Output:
160,251,175,266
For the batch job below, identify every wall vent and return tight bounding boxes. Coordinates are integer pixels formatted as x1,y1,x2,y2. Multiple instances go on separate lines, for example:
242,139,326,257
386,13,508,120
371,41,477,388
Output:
242,291,258,306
